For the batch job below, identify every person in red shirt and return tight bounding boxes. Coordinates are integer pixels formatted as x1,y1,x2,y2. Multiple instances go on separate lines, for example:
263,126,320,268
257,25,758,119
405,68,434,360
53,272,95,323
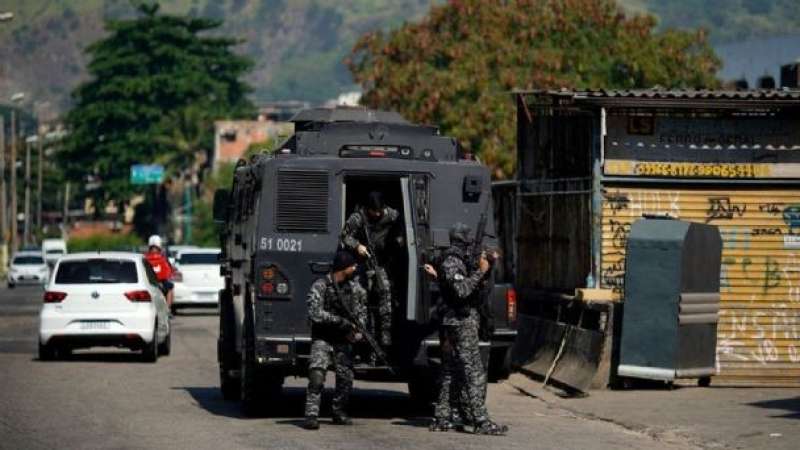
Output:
144,235,174,309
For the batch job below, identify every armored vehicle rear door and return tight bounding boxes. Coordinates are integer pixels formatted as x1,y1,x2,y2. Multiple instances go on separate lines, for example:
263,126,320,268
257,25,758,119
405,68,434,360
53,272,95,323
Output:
404,174,433,323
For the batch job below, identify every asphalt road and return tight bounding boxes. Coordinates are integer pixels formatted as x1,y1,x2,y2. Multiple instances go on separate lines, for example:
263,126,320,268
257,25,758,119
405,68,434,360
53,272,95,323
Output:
0,285,702,450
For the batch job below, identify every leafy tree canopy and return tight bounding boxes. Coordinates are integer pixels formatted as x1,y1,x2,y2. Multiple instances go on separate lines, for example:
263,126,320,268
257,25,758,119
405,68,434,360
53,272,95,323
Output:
348,0,721,178
60,2,254,202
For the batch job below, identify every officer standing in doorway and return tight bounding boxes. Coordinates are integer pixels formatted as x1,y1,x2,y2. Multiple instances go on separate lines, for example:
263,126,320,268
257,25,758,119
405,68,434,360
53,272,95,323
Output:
303,250,368,430
425,223,507,435
340,191,399,349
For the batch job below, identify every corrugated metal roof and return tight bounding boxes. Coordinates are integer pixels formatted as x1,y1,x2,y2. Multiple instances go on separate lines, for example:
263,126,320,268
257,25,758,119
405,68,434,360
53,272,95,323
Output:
516,88,800,102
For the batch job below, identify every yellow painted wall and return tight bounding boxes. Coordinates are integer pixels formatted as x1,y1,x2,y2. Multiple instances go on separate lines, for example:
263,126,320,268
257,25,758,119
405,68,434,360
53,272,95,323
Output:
601,186,800,385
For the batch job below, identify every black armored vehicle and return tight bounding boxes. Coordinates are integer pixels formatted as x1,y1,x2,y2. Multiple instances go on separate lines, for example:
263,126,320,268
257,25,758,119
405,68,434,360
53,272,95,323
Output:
214,108,516,414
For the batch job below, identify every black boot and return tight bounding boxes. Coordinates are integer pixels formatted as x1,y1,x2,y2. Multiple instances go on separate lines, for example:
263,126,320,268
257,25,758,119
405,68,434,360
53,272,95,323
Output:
429,417,454,432
332,414,353,425
303,416,319,430
473,419,508,436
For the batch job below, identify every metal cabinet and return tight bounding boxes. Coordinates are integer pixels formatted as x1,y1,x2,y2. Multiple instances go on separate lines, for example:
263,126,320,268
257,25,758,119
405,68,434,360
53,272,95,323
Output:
618,217,722,384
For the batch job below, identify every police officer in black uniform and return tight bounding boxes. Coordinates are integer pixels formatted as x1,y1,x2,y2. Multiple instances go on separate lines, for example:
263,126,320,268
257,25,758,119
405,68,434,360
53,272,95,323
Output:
303,250,368,430
340,191,400,349
425,223,507,435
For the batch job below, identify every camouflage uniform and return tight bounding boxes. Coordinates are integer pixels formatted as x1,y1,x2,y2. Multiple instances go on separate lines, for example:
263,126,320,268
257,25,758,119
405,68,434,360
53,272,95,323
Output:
304,275,368,420
340,206,399,347
434,327,482,427
431,234,506,435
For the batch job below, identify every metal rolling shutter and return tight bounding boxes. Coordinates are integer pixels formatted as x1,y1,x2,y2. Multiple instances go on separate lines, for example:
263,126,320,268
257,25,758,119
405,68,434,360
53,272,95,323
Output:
600,185,800,385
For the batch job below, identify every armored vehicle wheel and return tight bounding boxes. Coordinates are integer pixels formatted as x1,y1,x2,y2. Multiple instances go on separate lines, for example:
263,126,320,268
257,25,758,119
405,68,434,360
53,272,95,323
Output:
698,377,711,387
220,367,240,401
240,292,283,416
218,288,240,401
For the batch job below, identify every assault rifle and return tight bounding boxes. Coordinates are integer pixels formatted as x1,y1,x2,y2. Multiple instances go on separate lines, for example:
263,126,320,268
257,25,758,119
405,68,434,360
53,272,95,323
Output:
332,281,394,373
359,211,389,294
469,201,494,273
469,201,496,341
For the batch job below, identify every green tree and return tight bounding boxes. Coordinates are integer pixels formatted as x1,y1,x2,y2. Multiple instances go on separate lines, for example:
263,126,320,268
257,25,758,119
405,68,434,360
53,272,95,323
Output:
60,2,254,207
348,0,721,178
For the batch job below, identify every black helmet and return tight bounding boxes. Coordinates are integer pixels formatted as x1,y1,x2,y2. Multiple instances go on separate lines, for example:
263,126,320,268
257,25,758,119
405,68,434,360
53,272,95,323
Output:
332,249,357,272
449,222,472,245
366,191,384,212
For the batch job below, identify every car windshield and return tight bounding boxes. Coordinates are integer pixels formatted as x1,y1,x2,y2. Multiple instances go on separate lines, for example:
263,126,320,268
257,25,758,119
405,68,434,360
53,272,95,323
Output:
179,253,219,265
46,249,65,254
55,259,138,284
13,256,44,265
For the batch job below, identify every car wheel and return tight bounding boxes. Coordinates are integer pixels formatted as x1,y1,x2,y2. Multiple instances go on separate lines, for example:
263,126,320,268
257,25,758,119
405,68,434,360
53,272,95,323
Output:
58,346,72,360
158,326,171,356
7,283,14,289
38,342,55,361
141,320,159,363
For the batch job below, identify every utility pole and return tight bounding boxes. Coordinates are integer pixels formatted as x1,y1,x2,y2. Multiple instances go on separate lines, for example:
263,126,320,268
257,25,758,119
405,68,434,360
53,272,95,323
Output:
184,176,192,244
0,114,6,269
37,129,43,233
23,137,31,246
9,110,17,253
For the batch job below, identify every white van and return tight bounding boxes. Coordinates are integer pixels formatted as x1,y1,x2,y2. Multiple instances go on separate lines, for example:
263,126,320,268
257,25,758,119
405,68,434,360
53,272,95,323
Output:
42,239,68,267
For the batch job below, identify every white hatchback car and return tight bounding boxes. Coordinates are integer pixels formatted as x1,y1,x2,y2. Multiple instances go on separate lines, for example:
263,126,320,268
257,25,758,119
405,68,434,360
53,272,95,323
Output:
38,252,171,362
7,251,50,288
172,248,223,312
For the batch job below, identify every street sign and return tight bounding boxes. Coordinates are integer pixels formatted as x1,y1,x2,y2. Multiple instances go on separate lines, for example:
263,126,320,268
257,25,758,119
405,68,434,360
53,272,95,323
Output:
130,164,164,185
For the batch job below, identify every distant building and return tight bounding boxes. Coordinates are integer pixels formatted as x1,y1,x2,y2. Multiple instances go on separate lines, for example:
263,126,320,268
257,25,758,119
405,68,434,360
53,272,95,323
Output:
259,100,310,122
212,119,292,169
212,101,311,169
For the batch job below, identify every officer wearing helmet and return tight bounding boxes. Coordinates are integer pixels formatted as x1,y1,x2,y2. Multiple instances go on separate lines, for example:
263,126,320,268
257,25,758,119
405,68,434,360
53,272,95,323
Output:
339,191,399,350
143,235,175,310
424,223,507,436
303,249,368,430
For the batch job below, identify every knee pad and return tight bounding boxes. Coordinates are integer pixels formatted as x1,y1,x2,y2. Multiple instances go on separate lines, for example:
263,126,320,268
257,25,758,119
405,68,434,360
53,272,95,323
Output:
308,369,325,392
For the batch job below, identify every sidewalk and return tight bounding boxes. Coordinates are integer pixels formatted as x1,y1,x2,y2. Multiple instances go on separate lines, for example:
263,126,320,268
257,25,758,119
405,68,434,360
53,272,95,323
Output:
507,373,800,450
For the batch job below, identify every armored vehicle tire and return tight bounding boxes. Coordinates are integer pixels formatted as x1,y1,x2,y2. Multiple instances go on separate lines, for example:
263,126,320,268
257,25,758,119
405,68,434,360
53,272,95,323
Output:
408,369,436,410
218,288,241,401
220,367,240,401
240,291,283,416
